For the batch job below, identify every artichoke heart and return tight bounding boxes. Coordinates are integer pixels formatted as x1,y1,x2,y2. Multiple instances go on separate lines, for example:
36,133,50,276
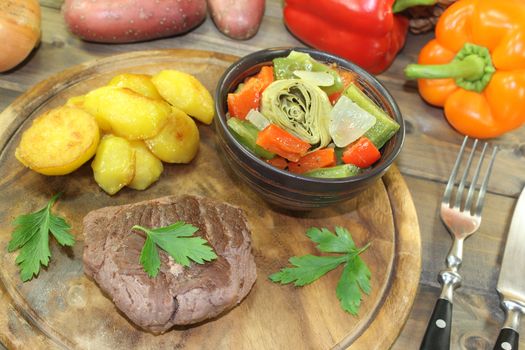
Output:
261,79,332,150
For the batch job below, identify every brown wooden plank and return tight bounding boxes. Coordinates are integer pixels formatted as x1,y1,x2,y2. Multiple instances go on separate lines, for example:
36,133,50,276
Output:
39,0,62,10
0,89,20,112
394,285,525,349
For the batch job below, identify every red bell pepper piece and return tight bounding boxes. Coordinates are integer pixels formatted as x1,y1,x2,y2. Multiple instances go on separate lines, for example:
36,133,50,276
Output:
266,156,289,170
328,69,356,104
227,66,274,119
342,137,381,168
256,124,310,162
288,148,336,174
283,0,415,74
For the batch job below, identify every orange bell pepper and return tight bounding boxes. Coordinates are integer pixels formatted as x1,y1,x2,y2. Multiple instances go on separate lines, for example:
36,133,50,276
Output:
404,0,525,139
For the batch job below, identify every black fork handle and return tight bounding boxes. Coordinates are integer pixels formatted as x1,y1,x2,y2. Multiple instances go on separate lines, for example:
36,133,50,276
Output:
493,328,519,350
420,298,453,350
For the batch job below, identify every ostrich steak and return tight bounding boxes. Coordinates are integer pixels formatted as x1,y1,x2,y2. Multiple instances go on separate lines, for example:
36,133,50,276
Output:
82,195,257,333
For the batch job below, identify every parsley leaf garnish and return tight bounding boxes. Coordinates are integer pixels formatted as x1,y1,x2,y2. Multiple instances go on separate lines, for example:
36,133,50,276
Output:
133,222,218,278
8,193,75,282
269,226,371,315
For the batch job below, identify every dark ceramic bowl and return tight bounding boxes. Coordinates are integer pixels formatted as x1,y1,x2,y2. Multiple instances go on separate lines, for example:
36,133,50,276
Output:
214,47,405,210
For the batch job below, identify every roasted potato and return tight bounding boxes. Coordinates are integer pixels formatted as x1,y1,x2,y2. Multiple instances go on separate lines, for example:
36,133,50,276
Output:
145,107,199,163
91,135,135,195
83,86,171,139
82,87,113,132
151,70,214,124
15,106,100,175
128,141,163,190
108,73,162,100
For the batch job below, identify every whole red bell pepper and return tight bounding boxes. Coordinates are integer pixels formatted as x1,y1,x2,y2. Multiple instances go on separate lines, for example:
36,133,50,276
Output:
283,0,434,74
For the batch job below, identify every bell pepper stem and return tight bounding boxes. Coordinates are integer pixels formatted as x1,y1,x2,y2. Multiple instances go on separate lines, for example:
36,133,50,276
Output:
404,43,496,93
392,0,437,13
405,55,485,80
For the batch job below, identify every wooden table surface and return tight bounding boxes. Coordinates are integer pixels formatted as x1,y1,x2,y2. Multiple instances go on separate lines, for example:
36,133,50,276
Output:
1,1,524,349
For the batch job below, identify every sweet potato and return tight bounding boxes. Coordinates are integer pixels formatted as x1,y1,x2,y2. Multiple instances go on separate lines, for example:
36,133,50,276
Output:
15,106,100,176
62,0,207,43
208,0,265,40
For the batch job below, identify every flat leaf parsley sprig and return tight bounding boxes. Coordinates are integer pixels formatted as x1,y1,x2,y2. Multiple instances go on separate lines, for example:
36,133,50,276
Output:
133,222,218,278
8,193,75,282
269,226,371,315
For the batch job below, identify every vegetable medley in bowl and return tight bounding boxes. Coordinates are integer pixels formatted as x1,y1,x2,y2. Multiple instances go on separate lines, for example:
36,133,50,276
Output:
214,48,405,210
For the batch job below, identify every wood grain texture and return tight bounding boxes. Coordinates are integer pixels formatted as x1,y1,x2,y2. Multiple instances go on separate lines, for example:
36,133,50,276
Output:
0,1,523,348
0,50,420,349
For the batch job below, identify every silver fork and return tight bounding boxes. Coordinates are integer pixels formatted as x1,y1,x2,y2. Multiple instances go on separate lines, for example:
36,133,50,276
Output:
420,136,498,350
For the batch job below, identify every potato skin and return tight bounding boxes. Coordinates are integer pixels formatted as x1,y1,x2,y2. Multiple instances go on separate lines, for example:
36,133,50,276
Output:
91,135,135,195
83,86,171,139
62,0,207,43
151,70,214,125
145,107,199,163
208,0,265,40
15,106,99,175
128,141,163,190
108,73,161,100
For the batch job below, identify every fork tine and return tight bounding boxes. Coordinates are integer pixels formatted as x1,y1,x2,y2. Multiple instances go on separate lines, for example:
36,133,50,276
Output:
443,136,469,207
454,139,479,209
463,142,488,213
474,146,498,217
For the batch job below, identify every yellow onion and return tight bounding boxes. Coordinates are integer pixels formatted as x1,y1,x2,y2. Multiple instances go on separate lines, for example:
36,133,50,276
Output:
0,0,41,72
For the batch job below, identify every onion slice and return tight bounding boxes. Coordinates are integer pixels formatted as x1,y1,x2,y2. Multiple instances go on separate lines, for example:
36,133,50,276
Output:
246,109,271,130
293,70,334,87
329,95,376,147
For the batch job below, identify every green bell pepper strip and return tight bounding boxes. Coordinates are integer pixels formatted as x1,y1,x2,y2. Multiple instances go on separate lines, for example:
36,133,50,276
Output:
227,117,275,160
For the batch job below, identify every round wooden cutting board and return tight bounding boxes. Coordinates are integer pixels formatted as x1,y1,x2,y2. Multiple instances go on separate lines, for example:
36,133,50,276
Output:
0,49,421,350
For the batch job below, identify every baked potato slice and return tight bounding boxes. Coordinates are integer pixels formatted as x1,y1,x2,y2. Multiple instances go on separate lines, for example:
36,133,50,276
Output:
145,107,199,163
91,135,135,195
108,73,162,100
128,141,164,190
151,70,214,124
84,86,171,139
15,106,100,175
